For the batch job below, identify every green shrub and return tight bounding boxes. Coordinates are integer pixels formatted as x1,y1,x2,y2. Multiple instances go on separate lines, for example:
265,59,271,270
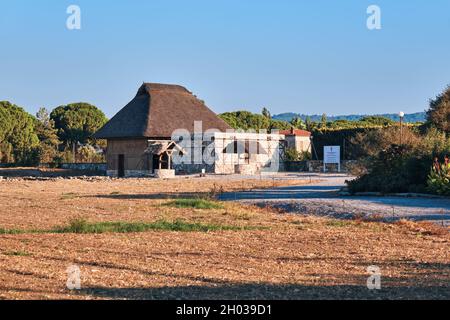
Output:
347,145,431,194
0,228,24,235
52,218,248,234
284,148,312,161
3,250,31,257
163,199,224,209
347,126,450,194
427,165,450,196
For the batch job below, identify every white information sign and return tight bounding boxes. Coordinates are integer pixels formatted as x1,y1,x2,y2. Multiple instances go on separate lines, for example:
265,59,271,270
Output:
324,146,341,172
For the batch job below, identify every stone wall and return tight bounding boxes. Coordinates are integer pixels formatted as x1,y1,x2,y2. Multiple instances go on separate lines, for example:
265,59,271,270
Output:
283,161,308,172
173,163,214,175
235,164,259,175
106,170,152,178
106,139,150,172
154,169,176,179
60,163,107,172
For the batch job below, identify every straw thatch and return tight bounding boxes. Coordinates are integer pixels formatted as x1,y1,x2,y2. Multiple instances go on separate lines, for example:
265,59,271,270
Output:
94,83,231,139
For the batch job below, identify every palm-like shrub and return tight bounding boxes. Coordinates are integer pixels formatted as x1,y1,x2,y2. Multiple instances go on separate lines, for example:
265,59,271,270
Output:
427,165,450,196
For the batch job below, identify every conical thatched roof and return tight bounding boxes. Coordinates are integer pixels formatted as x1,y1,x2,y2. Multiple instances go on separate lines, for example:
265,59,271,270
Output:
93,83,231,139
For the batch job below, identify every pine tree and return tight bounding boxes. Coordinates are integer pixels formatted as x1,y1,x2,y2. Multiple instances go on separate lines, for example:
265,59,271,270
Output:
426,86,450,134
305,116,313,131
321,113,328,128
290,117,305,129
0,101,39,165
262,107,271,119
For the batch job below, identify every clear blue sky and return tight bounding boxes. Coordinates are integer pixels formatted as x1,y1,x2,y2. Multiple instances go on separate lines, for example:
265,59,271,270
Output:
1,0,449,118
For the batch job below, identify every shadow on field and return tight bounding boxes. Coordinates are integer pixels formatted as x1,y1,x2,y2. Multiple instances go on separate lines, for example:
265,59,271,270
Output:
0,168,103,178
90,186,340,201
88,193,212,200
218,185,343,201
78,282,450,300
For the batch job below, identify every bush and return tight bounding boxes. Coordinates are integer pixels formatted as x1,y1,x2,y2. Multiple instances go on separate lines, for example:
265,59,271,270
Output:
347,126,450,195
53,218,246,234
78,145,104,163
427,165,450,196
347,145,431,194
346,160,368,176
284,148,312,161
163,199,224,210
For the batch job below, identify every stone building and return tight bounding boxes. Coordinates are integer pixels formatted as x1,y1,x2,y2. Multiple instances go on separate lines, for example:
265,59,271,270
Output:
279,128,312,154
94,83,285,177
174,131,284,175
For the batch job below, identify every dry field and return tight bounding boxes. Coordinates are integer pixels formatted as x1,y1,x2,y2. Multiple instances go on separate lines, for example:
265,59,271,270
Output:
0,176,449,300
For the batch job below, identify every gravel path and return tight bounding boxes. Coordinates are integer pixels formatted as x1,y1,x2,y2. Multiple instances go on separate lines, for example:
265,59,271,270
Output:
219,173,450,226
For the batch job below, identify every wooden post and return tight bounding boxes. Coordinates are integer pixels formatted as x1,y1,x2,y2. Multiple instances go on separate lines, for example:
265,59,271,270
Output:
400,117,404,145
168,153,172,169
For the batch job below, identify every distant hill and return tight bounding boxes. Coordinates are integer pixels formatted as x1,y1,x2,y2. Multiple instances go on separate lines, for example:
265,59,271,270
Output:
272,112,426,123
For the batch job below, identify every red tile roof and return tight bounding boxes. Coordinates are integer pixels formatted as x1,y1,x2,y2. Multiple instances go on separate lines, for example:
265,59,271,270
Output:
279,129,311,137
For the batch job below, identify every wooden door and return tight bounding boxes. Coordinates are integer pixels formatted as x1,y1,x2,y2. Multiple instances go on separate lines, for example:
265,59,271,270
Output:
118,154,125,178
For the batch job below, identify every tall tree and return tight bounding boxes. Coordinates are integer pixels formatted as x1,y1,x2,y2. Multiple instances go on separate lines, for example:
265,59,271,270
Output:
426,86,450,134
36,107,51,127
0,101,39,164
35,107,60,163
50,103,108,147
320,113,328,128
290,117,306,129
262,107,271,119
305,116,313,131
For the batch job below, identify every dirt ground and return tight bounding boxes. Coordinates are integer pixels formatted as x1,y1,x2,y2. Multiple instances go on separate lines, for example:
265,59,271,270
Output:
0,177,449,300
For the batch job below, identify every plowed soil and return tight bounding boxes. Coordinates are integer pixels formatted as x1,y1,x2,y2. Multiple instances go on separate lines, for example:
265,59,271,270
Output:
0,177,448,300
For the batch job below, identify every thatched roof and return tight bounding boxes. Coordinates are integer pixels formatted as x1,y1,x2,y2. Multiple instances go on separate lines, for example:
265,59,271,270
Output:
93,83,231,139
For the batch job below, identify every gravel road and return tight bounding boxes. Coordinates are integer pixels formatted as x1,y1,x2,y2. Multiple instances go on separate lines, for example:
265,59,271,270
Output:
218,173,450,226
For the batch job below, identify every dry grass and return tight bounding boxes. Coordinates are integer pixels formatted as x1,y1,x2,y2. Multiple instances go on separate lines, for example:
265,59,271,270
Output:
0,178,308,230
395,219,449,236
0,177,449,300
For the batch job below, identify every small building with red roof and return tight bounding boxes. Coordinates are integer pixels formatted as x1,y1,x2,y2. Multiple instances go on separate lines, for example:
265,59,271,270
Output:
279,128,312,154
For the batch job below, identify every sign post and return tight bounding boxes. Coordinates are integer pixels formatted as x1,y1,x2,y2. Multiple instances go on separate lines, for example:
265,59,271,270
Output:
324,146,341,173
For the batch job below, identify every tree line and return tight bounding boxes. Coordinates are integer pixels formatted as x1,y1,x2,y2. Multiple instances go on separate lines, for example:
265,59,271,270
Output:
220,109,402,133
0,101,108,165
1,84,448,179
219,108,411,160
273,112,426,124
